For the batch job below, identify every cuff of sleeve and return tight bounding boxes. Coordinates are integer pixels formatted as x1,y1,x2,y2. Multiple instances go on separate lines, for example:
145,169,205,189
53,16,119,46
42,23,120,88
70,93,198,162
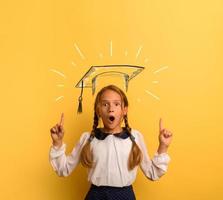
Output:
154,152,171,163
49,143,66,159
152,152,171,172
52,143,66,150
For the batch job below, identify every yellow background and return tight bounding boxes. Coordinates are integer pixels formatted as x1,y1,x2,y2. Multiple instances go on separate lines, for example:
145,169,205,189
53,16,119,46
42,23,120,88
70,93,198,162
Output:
1,0,223,199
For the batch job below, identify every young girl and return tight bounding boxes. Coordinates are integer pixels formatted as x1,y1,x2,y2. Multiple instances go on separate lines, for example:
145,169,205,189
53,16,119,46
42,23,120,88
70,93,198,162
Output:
49,84,173,200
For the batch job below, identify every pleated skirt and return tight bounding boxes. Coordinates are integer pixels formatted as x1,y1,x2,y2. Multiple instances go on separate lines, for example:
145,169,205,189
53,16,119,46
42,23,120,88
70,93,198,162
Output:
84,184,136,200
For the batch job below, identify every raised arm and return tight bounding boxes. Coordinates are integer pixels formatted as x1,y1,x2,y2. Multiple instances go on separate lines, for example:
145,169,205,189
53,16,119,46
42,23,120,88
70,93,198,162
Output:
136,119,172,181
49,113,90,177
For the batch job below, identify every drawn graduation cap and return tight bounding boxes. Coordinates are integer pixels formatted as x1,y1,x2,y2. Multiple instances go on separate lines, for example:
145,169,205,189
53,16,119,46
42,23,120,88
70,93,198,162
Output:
75,65,145,113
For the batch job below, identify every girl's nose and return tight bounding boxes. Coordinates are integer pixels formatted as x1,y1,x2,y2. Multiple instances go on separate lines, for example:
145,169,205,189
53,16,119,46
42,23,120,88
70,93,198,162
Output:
109,109,114,113
108,106,114,112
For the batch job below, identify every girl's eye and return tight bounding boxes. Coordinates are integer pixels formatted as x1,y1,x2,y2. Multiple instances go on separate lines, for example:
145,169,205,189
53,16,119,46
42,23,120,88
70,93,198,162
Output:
101,102,121,107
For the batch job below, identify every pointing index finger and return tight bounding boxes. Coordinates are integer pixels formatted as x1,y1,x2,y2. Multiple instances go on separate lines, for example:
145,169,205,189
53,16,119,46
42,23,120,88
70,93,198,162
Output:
159,118,164,131
60,113,64,126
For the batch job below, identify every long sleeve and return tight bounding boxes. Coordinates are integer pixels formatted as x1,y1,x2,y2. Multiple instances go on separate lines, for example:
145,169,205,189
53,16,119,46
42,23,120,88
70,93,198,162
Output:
49,132,90,177
134,130,171,181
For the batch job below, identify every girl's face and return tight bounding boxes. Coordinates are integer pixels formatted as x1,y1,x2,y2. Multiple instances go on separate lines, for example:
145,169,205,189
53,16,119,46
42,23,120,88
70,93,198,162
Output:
97,89,128,133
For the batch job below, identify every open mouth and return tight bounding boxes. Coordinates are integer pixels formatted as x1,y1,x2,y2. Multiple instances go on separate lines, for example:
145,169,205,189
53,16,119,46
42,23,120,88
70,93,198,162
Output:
109,116,115,122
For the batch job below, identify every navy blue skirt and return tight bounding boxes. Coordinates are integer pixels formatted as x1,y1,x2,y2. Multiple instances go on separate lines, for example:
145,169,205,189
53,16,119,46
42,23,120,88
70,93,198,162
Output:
84,184,136,200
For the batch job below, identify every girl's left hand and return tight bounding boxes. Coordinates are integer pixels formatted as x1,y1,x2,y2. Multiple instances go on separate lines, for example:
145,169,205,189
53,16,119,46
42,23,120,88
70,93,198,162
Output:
159,118,173,147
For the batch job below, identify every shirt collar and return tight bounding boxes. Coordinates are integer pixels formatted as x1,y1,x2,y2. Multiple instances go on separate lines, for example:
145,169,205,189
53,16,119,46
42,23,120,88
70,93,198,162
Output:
94,128,129,140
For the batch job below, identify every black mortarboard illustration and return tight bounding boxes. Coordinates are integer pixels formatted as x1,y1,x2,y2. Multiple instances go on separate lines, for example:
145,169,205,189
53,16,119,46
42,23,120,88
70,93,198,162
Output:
75,65,144,113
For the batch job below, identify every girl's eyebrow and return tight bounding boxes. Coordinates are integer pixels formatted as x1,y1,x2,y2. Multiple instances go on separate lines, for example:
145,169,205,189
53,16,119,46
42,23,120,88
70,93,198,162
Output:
101,100,122,102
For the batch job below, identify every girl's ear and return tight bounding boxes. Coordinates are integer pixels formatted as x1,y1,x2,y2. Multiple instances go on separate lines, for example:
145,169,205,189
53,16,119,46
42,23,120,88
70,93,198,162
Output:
123,106,128,115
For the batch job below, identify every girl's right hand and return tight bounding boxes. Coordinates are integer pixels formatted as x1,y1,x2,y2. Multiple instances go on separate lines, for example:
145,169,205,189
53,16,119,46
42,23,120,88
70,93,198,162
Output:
50,113,65,147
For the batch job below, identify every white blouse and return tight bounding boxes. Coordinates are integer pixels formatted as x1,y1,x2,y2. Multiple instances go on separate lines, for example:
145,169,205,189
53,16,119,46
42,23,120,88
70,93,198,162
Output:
49,129,171,187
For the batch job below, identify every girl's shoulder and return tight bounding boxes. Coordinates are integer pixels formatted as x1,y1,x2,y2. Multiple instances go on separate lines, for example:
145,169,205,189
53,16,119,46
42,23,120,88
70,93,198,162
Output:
131,129,147,147
78,131,91,143
131,129,144,140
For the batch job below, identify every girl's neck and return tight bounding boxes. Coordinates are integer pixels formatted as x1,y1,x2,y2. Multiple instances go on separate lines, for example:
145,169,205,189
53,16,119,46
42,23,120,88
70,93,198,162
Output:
101,126,123,134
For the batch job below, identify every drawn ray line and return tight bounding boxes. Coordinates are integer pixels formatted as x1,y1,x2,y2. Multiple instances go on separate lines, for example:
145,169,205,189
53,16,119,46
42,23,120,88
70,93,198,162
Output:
50,69,66,78
74,43,86,60
55,96,64,102
136,45,143,59
57,84,64,87
153,66,169,74
124,50,128,57
99,53,103,59
145,90,160,101
144,58,149,63
137,98,141,103
71,61,76,66
110,41,113,57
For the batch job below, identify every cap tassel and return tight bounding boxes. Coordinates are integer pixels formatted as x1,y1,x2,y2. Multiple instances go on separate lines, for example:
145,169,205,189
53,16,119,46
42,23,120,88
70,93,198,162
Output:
77,80,84,114
77,96,83,113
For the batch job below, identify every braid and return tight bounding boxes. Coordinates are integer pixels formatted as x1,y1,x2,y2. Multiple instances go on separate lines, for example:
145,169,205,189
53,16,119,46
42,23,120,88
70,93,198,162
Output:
80,111,99,168
124,115,134,141
124,115,143,170
89,111,99,142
